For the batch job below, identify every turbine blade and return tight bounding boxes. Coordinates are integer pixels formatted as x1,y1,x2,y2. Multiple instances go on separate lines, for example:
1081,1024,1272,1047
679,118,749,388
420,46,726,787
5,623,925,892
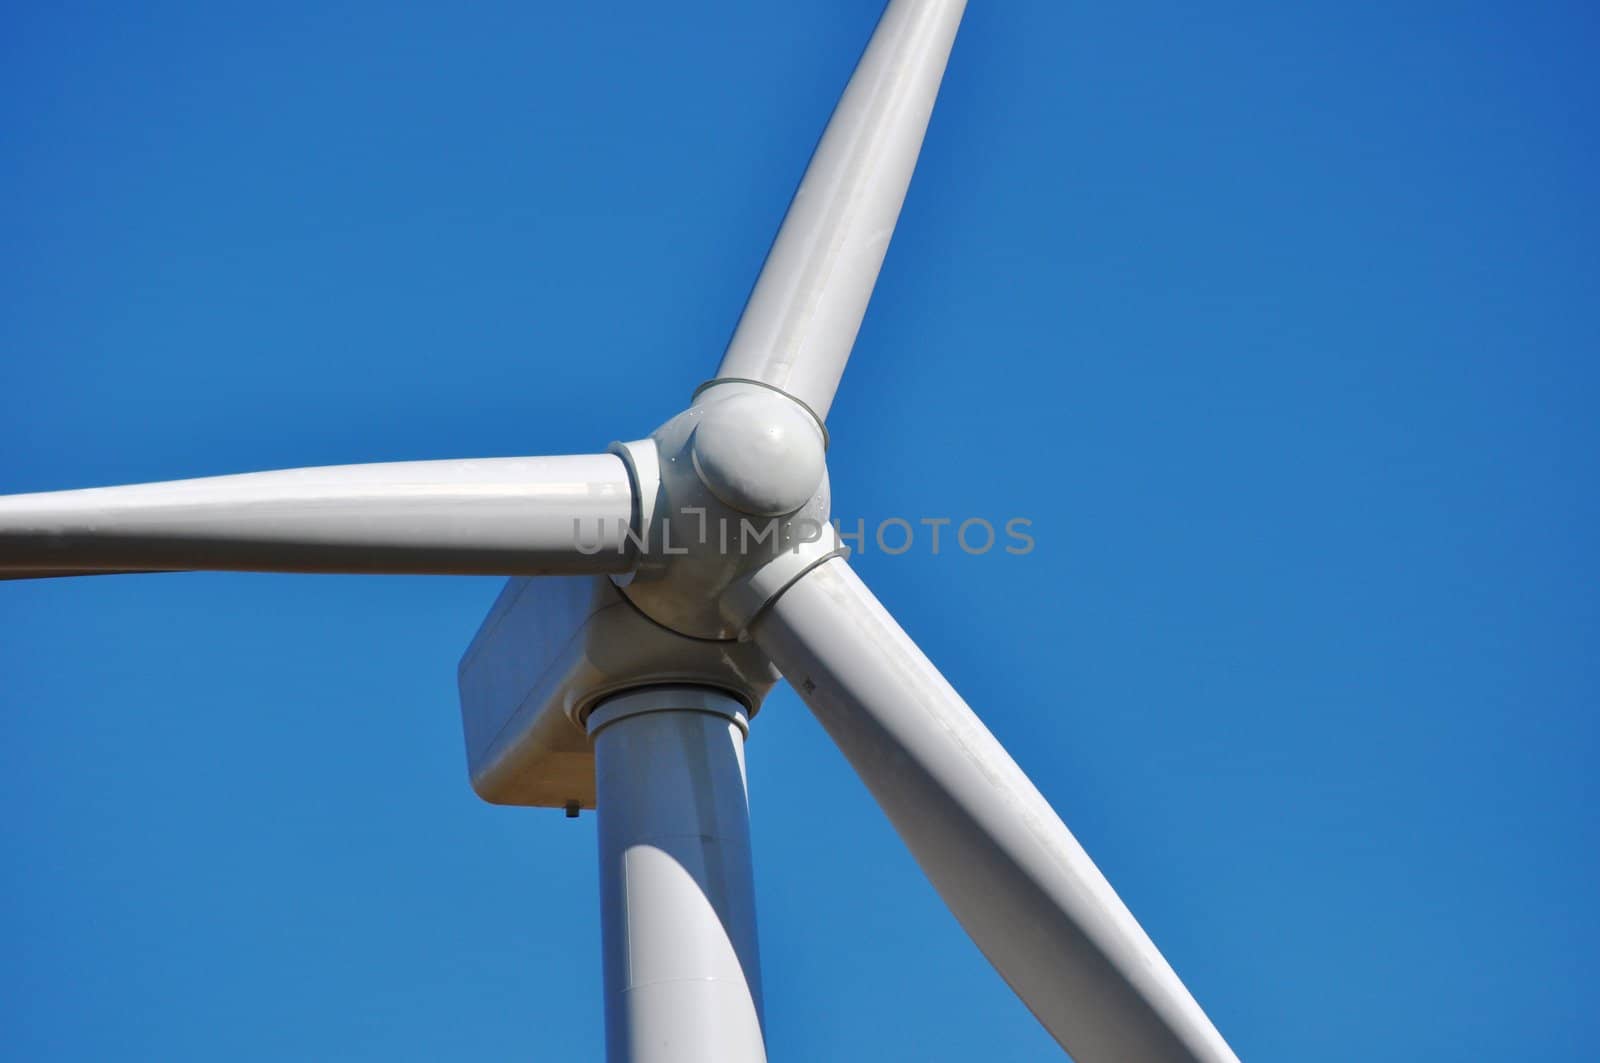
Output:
710,0,967,421
751,558,1238,1062
0,455,636,578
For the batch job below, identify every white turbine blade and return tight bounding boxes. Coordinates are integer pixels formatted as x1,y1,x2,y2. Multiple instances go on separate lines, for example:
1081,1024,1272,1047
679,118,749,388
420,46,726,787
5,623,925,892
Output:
711,0,967,421
751,558,1238,1062
0,454,636,578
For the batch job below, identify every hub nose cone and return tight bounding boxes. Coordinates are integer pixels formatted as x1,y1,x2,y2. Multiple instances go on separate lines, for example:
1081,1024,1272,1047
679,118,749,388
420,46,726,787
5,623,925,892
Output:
690,391,825,517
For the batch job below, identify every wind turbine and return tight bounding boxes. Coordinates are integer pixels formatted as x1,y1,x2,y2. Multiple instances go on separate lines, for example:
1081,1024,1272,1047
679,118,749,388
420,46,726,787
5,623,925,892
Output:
0,2,1238,1060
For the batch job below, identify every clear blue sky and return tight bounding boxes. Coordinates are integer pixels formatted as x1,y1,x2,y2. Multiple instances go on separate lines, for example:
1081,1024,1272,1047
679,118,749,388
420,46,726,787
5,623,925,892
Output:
2,2,1595,1059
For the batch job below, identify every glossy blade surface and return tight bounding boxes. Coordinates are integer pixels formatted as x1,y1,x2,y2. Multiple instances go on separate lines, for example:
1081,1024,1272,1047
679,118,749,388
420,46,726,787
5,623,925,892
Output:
752,558,1238,1062
711,0,967,420
0,455,636,578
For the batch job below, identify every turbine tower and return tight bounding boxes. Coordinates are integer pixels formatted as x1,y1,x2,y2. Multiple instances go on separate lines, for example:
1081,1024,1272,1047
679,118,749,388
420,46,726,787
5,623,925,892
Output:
0,3,1238,1060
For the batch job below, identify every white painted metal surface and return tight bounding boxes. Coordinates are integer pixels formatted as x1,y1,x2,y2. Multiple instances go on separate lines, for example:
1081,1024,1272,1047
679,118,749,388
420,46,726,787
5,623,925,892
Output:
712,0,968,421
0,454,635,577
689,390,825,518
607,382,834,641
588,688,766,1063
457,576,777,809
752,557,1239,1063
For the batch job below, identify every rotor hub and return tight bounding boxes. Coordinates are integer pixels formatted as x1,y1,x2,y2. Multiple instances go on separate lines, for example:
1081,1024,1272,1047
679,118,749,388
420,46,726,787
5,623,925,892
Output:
690,390,826,518
609,382,842,640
